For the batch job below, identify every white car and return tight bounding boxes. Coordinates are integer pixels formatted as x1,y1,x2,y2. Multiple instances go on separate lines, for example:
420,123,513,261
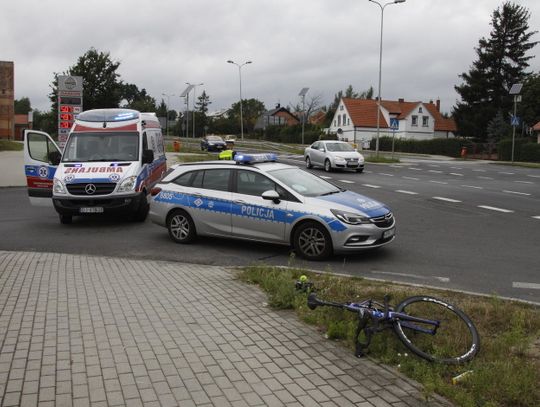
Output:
304,140,365,173
149,153,395,261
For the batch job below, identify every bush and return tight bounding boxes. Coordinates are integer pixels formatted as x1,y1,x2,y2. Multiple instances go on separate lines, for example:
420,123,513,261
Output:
498,138,540,162
263,124,323,144
372,136,472,157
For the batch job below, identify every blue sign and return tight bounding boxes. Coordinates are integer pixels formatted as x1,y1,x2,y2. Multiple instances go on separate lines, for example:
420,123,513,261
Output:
511,116,520,127
390,118,399,130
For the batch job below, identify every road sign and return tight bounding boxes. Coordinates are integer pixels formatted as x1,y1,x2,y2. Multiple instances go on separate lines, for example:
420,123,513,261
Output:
511,116,520,127
390,118,399,130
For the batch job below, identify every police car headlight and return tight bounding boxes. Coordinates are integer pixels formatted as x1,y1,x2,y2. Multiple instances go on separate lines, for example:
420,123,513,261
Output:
53,179,66,194
334,156,347,164
117,176,137,193
331,209,369,225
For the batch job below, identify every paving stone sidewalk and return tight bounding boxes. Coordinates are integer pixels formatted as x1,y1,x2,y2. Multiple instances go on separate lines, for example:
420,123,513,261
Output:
0,251,452,407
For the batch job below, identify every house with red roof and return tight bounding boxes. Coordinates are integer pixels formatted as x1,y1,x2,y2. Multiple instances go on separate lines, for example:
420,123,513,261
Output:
329,98,457,146
533,121,540,144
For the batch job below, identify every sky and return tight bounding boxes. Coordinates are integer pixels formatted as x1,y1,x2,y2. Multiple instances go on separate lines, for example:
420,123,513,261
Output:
2,0,540,116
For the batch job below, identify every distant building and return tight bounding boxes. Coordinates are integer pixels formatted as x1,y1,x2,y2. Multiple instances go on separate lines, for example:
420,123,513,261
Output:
254,104,300,130
533,121,540,144
0,61,14,139
14,114,32,141
329,97,457,145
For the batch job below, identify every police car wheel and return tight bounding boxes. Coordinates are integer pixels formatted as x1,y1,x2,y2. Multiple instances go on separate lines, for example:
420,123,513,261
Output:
324,160,332,172
306,156,313,169
293,222,332,261
167,210,196,243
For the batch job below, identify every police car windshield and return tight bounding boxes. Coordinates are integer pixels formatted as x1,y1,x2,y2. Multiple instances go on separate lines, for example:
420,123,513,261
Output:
268,168,341,197
326,142,354,152
62,132,139,162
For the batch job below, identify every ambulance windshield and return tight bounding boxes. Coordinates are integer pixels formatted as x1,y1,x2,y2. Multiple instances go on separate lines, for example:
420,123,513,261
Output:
62,132,139,162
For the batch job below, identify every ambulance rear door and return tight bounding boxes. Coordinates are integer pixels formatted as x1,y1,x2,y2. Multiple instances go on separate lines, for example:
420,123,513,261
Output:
23,130,61,206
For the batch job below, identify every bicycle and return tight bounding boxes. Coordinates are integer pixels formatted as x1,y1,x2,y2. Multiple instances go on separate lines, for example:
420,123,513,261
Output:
295,278,480,364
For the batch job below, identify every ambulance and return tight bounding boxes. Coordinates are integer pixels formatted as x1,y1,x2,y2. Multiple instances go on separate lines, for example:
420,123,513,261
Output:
24,108,167,224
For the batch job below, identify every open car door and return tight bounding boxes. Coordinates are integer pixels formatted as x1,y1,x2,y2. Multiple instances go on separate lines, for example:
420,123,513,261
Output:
23,130,61,207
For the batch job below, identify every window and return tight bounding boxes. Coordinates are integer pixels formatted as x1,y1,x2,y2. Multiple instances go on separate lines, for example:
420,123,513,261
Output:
172,171,195,187
201,169,231,192
412,115,418,127
236,170,276,196
418,107,423,113
337,115,341,126
347,118,350,126
342,114,346,126
28,133,53,163
339,105,344,111
422,116,429,127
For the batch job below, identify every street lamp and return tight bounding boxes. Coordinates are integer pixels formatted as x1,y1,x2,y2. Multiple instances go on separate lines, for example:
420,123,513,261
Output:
186,82,203,138
299,87,310,145
180,84,194,138
368,0,406,156
227,60,252,140
509,83,523,163
161,93,175,137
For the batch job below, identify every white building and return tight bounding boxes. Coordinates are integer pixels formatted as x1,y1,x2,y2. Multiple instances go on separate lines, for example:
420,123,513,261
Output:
329,98,457,146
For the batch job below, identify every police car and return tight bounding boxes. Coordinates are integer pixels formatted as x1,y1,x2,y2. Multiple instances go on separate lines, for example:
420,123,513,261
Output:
149,154,395,260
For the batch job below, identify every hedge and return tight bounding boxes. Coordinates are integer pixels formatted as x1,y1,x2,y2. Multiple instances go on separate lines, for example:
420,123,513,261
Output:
498,138,540,162
371,136,473,158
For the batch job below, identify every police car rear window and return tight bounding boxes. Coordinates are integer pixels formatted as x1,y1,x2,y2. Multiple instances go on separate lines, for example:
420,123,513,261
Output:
77,109,140,122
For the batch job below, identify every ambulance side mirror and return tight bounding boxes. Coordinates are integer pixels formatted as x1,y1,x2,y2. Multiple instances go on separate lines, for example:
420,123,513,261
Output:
142,149,154,164
49,151,61,166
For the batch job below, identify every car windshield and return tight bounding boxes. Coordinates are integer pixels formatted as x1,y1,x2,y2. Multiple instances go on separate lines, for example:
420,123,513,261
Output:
326,142,354,152
62,132,139,162
207,136,223,142
268,167,342,197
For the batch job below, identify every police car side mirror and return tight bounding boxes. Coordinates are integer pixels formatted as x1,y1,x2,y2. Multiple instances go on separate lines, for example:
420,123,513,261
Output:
262,190,280,204
142,149,154,164
49,151,61,166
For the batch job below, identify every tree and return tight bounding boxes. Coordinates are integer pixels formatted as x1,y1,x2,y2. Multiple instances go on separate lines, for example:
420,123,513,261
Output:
290,93,323,123
520,72,540,132
486,110,512,142
49,48,124,111
120,84,157,112
194,91,211,136
453,2,538,140
228,98,266,134
14,97,31,114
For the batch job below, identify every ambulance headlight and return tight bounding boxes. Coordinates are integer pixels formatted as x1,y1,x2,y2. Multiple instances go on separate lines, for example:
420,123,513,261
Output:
117,176,137,193
331,209,369,225
53,179,66,194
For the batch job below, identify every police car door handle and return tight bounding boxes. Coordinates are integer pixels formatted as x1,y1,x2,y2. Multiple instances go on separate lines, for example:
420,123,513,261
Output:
234,200,247,204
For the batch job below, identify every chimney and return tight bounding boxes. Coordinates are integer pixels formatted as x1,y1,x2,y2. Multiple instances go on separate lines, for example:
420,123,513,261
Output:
398,98,404,103
436,99,440,112
275,103,280,109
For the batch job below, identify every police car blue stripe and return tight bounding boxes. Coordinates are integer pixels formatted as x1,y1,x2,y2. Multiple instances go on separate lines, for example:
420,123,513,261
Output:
154,190,347,232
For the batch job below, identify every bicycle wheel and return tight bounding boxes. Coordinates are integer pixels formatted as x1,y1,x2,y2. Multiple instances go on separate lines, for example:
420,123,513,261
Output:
393,296,479,364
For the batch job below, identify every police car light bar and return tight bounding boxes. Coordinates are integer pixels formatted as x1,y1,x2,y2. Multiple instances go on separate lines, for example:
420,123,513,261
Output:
234,153,277,164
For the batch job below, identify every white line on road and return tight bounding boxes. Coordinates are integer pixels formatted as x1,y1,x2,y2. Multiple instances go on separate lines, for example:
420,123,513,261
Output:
533,216,540,220
429,180,448,184
362,184,381,188
450,167,462,170
513,282,540,290
409,167,422,171
449,172,464,176
461,185,483,189
502,190,531,196
473,169,486,172
402,176,419,181
319,176,332,179
478,205,514,213
338,180,355,184
379,173,394,177
433,196,462,203
499,172,515,175
428,170,443,173
478,176,494,180
371,271,450,283
396,190,419,195
514,180,533,184
527,174,540,178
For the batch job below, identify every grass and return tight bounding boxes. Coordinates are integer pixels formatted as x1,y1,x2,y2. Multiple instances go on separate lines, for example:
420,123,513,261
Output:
0,140,23,151
364,154,401,164
236,265,540,407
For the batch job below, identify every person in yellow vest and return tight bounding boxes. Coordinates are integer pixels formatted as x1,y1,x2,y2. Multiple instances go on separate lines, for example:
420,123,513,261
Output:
218,149,235,160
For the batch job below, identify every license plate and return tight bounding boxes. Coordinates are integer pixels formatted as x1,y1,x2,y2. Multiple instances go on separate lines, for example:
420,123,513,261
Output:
383,228,395,239
80,207,104,213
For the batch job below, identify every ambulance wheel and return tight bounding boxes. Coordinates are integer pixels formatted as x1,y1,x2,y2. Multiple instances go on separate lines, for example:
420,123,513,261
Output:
59,214,72,224
293,221,332,261
167,209,197,243
132,197,149,222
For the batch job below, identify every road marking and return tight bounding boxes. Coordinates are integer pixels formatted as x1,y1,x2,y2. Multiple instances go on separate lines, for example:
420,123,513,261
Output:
499,172,514,175
478,176,493,180
319,176,332,179
371,271,450,283
409,167,422,171
514,180,533,184
527,174,540,178
362,184,381,188
402,176,419,181
433,196,462,203
428,170,443,173
430,180,448,184
450,166,462,170
502,190,531,196
427,164,440,167
449,172,464,176
396,190,418,195
462,185,483,189
338,179,355,184
379,173,394,177
473,169,486,172
513,282,540,290
478,205,514,213
533,216,540,220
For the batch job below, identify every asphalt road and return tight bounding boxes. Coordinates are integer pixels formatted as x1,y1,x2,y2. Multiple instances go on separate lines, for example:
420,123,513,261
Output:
1,155,539,304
